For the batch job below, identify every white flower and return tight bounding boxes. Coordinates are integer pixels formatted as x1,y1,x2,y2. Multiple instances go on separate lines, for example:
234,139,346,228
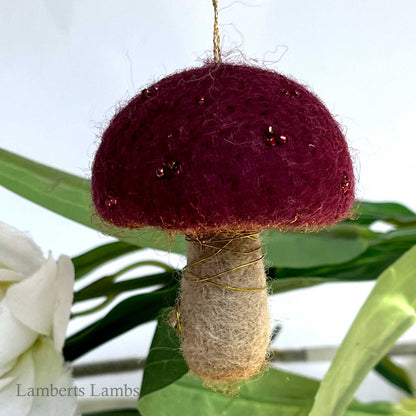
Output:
0,221,78,416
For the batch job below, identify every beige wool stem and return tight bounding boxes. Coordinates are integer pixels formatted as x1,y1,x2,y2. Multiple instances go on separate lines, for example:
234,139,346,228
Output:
179,232,271,382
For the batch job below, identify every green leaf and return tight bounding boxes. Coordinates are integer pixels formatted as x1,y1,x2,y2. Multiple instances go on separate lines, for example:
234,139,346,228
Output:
309,245,416,416
72,269,175,317
138,368,393,416
263,225,368,268
0,148,185,253
74,270,175,303
64,285,178,361
269,276,338,293
83,410,141,416
0,148,92,224
347,201,416,226
375,356,413,395
140,309,188,398
73,241,141,280
269,227,416,293
394,399,416,415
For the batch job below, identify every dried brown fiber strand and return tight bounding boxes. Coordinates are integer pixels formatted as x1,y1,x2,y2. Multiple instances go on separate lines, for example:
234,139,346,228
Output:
178,232,271,384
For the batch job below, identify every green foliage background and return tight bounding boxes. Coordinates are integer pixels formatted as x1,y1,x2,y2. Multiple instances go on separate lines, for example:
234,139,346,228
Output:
2,148,416,416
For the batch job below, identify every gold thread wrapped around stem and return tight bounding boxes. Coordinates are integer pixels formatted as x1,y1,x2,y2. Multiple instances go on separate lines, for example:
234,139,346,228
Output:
175,302,183,337
185,255,265,287
184,232,266,291
172,232,268,338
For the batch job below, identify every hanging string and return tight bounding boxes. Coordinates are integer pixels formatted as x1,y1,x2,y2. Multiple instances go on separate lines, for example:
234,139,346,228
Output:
212,0,222,62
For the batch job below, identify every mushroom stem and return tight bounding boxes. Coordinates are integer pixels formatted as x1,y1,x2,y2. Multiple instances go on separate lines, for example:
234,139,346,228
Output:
180,231,271,382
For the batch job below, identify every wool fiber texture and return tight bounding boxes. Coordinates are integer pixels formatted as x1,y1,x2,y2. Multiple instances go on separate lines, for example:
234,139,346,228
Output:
180,233,270,383
92,63,355,233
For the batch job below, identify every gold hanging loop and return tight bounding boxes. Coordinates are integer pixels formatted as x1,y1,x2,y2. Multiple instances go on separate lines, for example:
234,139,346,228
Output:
212,0,222,63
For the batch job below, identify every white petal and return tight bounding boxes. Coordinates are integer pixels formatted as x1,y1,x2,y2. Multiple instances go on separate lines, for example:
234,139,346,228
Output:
53,256,74,351
0,375,15,391
0,222,44,276
0,349,34,416
5,255,58,336
30,337,78,416
29,370,79,416
32,337,63,384
0,302,38,369
0,269,25,283
0,358,17,378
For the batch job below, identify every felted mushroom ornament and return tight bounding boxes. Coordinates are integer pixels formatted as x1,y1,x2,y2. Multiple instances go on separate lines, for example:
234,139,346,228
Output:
91,62,355,384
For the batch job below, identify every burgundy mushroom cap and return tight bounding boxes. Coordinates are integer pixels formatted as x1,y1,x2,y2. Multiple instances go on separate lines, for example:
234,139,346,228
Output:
92,63,355,233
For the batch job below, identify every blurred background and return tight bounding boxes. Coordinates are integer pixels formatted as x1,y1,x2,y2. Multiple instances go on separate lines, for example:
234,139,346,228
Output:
1,0,416,409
